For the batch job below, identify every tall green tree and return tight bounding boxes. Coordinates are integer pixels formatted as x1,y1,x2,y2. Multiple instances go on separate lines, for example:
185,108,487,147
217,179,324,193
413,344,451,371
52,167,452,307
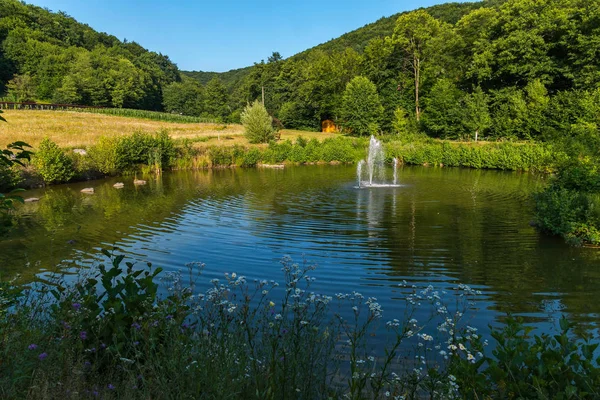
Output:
204,77,229,121
392,10,452,121
340,76,384,136
422,78,465,139
162,78,204,116
241,100,275,143
463,86,491,141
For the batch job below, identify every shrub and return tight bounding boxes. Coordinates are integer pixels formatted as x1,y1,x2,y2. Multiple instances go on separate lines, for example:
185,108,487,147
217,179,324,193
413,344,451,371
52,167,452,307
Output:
88,136,120,175
208,146,235,167
240,148,262,167
241,100,276,144
32,138,75,184
88,131,176,175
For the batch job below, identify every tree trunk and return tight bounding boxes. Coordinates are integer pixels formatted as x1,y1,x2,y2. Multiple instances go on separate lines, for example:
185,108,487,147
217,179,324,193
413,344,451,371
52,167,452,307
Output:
414,57,421,121
475,129,479,142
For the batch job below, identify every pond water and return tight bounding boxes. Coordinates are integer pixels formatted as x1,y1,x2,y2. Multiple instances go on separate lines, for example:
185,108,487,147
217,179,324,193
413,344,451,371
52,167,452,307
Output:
2,165,599,338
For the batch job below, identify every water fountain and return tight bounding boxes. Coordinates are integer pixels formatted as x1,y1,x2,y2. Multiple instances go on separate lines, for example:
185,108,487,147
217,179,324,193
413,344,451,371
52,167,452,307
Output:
356,136,401,188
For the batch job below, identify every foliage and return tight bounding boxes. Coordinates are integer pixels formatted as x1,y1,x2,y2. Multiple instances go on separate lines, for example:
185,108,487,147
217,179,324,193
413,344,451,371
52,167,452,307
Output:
340,76,384,136
453,316,600,399
1,255,598,399
535,157,600,246
162,78,204,116
241,100,275,144
388,140,560,172
88,131,176,175
32,138,74,184
0,112,32,232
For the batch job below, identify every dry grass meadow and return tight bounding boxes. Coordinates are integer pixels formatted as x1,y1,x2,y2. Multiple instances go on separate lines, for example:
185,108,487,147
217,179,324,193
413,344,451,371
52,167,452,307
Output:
0,110,338,150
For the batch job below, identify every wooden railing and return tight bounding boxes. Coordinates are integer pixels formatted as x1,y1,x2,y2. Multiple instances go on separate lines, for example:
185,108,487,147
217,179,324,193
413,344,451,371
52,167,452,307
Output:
0,102,103,110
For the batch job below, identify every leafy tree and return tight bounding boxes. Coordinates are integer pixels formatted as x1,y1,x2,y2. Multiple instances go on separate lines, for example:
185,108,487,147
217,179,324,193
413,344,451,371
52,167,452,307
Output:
53,75,81,104
340,76,384,136
392,106,411,137
162,78,204,116
463,86,491,141
392,10,452,121
241,100,275,144
204,77,229,121
422,78,465,139
6,73,35,101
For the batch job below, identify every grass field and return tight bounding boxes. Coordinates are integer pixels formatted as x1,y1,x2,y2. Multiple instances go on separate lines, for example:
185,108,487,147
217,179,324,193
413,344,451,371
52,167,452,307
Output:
0,110,338,149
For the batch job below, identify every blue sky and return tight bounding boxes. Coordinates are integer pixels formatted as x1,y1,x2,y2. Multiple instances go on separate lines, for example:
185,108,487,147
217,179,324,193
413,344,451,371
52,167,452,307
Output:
28,0,460,72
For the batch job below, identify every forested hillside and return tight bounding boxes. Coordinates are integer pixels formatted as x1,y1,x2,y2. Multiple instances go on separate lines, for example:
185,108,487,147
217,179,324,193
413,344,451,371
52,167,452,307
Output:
0,0,182,110
1,0,599,141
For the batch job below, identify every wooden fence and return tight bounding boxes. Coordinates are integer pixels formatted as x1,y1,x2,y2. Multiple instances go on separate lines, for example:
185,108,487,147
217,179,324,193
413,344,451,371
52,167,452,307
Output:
0,102,103,111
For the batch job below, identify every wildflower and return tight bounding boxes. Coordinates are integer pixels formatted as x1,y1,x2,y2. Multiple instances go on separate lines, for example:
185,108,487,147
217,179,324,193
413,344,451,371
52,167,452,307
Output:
72,302,81,311
38,352,48,360
448,374,456,382
107,384,115,390
269,301,275,307
458,343,466,351
231,272,237,279
79,331,87,340
28,344,38,350
467,353,475,362
385,391,391,397
274,314,282,320
131,322,142,331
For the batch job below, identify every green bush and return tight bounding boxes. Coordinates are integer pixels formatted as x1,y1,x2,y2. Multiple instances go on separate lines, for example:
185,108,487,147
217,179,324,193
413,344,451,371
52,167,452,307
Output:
240,148,262,167
32,138,75,184
241,100,276,144
208,146,236,167
0,164,22,192
87,136,120,175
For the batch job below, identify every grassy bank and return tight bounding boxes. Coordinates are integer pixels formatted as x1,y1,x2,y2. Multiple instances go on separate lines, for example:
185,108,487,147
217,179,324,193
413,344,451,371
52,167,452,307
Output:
1,253,598,399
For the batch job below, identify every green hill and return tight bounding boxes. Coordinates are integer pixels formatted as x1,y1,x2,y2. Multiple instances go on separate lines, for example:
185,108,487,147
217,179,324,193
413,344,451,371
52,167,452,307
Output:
182,1,502,87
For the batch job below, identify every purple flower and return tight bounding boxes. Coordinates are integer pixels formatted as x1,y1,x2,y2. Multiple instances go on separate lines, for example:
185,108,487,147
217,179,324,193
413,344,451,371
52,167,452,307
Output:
133,341,140,346
62,321,71,330
39,352,48,360
282,329,288,334
84,361,91,367
166,315,173,320
28,344,38,350
72,302,81,311
131,322,141,331
79,331,87,340
107,384,115,390
100,343,106,349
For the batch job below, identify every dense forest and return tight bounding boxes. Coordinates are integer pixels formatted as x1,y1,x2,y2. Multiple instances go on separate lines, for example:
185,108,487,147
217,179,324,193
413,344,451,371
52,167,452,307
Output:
1,0,599,143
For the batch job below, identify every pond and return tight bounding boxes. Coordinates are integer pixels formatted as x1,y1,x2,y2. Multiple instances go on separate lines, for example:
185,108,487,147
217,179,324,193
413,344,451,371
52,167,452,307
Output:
2,165,599,338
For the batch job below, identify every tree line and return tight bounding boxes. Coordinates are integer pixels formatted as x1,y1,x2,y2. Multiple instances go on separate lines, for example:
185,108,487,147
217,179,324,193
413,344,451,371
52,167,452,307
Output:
1,0,599,143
